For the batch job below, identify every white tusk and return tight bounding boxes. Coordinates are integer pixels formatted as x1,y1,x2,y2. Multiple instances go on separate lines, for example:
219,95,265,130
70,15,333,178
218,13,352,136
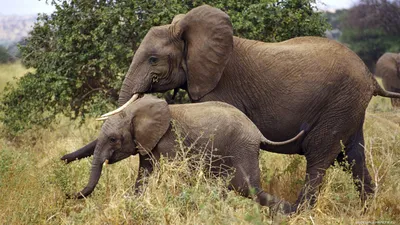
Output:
100,93,139,118
95,117,109,121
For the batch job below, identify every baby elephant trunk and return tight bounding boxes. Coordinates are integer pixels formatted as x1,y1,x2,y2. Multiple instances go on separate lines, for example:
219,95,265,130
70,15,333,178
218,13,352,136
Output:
74,154,105,199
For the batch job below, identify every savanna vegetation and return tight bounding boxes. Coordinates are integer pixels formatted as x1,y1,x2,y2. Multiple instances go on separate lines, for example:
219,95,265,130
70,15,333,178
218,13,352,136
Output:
0,66,399,223
0,62,30,92
0,0,399,224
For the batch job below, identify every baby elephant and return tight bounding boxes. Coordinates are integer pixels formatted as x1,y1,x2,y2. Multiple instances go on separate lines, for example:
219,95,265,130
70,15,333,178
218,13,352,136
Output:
61,95,303,213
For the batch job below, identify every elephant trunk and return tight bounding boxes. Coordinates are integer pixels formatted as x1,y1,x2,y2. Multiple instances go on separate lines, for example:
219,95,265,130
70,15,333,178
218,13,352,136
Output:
118,60,151,106
61,139,97,163
75,152,105,199
118,65,139,106
119,80,133,106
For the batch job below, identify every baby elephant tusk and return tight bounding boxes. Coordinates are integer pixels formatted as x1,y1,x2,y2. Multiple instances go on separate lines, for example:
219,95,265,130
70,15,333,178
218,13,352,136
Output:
100,93,140,118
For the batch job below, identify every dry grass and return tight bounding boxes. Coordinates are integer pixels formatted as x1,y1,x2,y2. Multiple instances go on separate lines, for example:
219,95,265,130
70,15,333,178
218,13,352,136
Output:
0,67,399,224
0,61,32,93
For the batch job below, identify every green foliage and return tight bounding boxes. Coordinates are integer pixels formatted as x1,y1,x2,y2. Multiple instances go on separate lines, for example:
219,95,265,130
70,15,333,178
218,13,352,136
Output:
340,0,400,70
0,46,12,64
1,0,329,134
229,0,329,42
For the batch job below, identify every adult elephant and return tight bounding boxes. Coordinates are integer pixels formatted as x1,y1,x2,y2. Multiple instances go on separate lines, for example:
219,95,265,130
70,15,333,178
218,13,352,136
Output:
375,53,400,108
63,5,400,213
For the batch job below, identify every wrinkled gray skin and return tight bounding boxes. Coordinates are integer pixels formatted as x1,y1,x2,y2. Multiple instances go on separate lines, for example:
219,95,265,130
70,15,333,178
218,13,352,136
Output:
375,53,400,108
63,96,304,214
62,5,400,213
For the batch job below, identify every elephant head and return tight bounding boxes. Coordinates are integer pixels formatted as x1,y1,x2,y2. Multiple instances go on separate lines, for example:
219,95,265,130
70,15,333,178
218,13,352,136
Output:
118,5,233,107
74,96,171,198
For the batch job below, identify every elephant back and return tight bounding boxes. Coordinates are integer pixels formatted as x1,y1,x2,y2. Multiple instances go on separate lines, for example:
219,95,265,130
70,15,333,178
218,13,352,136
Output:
168,102,261,149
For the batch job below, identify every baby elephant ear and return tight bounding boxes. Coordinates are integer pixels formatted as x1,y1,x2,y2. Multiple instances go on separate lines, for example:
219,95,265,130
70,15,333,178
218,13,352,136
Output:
171,14,185,25
131,96,171,155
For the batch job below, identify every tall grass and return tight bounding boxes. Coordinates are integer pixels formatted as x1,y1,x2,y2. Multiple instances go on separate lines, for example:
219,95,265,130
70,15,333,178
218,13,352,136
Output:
0,65,399,224
0,61,32,93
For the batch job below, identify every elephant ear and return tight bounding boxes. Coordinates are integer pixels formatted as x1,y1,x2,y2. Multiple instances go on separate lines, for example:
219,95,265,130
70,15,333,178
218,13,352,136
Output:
173,5,233,100
131,96,171,155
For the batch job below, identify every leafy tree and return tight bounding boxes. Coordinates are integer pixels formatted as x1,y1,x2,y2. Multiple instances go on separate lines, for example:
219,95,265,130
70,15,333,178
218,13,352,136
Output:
0,46,12,63
1,0,329,134
340,0,400,70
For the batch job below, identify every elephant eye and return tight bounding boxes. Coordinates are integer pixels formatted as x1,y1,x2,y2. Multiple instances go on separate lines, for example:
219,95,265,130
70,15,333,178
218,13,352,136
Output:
148,56,158,64
109,137,117,143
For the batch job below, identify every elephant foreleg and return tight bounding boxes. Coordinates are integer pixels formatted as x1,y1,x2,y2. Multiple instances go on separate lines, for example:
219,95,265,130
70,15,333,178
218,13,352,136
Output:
134,154,154,194
61,139,97,163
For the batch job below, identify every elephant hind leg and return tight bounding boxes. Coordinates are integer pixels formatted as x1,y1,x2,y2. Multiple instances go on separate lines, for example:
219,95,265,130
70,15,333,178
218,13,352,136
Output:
229,174,293,214
228,147,293,214
337,126,375,203
295,124,343,212
294,155,338,212
254,189,294,214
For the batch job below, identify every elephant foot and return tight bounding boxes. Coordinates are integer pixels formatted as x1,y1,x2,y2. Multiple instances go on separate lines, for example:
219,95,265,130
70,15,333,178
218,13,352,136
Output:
271,200,296,215
255,191,295,215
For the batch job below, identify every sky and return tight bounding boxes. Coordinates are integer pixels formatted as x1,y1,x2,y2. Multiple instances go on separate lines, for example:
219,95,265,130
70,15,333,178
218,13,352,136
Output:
317,0,358,11
0,0,356,15
0,0,55,15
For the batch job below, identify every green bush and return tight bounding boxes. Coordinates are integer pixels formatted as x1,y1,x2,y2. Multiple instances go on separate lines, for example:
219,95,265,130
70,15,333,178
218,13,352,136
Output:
1,0,329,134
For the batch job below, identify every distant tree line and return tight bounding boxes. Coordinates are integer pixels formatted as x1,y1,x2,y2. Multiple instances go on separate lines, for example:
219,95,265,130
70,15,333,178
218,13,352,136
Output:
0,46,12,63
326,0,400,71
0,39,25,63
0,44,18,64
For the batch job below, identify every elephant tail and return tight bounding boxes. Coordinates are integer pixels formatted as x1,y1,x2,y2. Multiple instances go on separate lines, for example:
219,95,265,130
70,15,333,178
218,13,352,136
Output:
260,130,305,146
372,76,400,98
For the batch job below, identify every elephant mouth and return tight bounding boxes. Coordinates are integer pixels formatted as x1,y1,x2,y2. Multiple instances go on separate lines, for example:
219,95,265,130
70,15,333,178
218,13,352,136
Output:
108,150,132,164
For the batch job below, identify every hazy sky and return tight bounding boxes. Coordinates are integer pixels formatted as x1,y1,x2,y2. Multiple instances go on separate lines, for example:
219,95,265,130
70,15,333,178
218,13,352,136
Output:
0,0,55,15
0,0,356,15
317,0,358,11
